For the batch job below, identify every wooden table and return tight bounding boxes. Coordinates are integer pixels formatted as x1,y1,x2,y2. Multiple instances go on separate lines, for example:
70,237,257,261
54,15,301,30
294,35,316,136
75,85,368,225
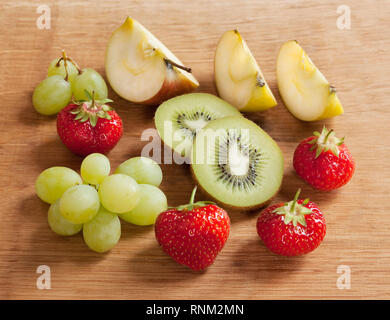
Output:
1,0,389,299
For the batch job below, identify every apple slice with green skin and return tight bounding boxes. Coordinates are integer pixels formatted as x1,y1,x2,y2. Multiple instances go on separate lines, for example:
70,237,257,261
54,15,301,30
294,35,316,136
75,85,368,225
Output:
105,17,199,105
277,40,344,121
215,30,277,112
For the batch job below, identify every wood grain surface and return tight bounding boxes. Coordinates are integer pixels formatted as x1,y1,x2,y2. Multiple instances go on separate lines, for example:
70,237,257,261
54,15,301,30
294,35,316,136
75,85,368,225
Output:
1,0,390,300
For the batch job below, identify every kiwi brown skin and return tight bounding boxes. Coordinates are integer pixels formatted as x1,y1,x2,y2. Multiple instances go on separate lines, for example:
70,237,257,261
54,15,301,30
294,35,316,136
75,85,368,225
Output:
190,165,281,212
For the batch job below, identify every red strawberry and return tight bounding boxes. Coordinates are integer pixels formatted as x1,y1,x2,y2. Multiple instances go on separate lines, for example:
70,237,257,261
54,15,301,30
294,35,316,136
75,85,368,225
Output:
293,126,355,191
155,187,230,271
257,189,326,256
57,91,123,156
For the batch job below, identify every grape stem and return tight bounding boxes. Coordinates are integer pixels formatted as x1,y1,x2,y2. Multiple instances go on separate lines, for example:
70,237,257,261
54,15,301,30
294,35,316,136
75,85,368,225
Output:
55,57,63,67
55,50,83,79
66,56,82,74
62,50,69,81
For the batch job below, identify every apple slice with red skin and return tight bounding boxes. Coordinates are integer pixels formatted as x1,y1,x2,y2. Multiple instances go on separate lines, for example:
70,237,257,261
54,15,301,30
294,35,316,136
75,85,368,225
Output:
105,17,199,105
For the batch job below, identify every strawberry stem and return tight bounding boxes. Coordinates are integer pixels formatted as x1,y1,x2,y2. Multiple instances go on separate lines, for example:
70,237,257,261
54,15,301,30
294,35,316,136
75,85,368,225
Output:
189,186,197,206
91,90,95,108
69,90,113,128
274,188,312,227
324,129,334,144
290,188,301,213
173,186,215,211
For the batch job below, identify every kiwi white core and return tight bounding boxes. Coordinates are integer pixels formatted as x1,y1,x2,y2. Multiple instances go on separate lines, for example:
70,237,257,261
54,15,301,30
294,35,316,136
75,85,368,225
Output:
184,118,209,132
228,141,250,176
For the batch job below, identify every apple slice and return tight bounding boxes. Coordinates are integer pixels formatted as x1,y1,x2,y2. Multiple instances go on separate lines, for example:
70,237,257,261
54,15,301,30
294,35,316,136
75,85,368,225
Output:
214,30,277,112
276,40,344,121
105,17,199,105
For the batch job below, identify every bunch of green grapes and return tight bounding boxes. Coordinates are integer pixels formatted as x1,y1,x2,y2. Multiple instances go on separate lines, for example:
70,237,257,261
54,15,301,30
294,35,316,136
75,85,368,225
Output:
114,157,167,226
35,154,167,253
32,50,108,115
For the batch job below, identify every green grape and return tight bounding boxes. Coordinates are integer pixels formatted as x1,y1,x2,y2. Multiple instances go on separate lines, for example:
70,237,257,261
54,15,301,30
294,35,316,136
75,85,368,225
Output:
120,184,167,226
32,75,72,115
48,58,79,83
60,185,100,224
80,153,110,185
115,157,163,187
83,207,121,253
35,166,82,204
72,68,108,101
98,174,140,214
48,200,82,236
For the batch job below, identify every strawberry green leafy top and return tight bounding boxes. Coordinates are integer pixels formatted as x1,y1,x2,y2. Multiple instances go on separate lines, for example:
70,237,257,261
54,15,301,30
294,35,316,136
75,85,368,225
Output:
273,189,312,227
70,90,113,127
308,126,345,158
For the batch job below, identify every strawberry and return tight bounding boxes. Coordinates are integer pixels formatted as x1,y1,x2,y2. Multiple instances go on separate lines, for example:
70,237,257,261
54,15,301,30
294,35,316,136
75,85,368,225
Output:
155,187,230,271
293,126,355,191
257,189,326,256
57,91,123,156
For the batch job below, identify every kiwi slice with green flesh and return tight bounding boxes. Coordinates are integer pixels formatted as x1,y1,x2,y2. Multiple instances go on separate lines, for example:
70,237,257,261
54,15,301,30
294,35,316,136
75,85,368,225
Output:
154,93,242,157
191,116,284,210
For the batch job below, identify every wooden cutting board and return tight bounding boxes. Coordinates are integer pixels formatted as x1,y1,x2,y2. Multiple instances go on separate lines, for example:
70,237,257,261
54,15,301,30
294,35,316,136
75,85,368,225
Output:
1,0,389,299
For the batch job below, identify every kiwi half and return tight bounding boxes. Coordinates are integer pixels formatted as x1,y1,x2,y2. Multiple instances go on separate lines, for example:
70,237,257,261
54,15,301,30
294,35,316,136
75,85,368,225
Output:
154,93,242,157
191,116,284,210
